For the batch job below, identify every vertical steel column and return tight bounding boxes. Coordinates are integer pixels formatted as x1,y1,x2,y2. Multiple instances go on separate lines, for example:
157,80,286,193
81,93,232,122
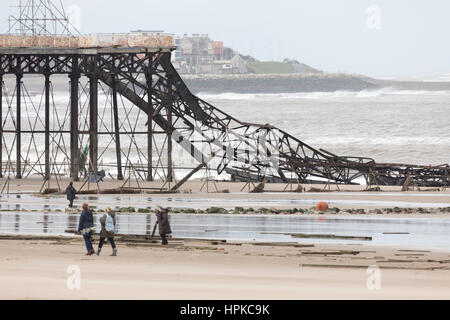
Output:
69,56,80,181
111,73,123,180
15,68,23,179
146,71,153,181
89,56,98,175
167,79,173,182
44,70,50,180
0,72,3,178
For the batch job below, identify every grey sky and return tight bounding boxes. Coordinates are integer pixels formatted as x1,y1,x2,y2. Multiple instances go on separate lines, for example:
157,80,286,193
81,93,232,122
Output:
1,0,449,77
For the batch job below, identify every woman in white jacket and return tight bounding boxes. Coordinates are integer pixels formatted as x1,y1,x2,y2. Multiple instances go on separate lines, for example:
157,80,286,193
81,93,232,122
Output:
96,207,118,256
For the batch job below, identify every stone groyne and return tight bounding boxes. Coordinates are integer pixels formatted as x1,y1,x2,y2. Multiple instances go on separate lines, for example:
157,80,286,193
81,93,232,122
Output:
181,73,450,94
181,73,380,94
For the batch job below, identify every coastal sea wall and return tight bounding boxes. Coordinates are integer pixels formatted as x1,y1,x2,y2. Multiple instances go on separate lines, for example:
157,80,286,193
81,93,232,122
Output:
181,73,450,94
4,73,449,95
181,73,381,94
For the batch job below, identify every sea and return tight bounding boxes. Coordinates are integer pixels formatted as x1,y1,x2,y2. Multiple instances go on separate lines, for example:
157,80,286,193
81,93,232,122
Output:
198,88,450,166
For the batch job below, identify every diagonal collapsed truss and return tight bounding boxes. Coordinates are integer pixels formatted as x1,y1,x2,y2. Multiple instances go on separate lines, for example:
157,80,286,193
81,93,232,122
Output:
96,52,449,187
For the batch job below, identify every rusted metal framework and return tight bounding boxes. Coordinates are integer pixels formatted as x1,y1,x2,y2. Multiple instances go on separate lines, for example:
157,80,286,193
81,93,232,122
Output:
0,47,448,187
0,0,447,187
0,48,174,182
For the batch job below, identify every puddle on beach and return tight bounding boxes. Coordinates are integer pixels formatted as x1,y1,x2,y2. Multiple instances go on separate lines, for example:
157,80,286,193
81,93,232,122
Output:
0,194,449,252
1,212,450,252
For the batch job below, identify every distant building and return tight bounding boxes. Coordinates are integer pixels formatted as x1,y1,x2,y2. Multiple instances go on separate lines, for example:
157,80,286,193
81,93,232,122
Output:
212,41,223,59
172,34,248,74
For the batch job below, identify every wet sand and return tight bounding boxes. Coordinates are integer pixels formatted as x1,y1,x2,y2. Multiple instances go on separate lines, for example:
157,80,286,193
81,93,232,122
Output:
0,237,449,300
4,177,448,194
0,177,449,211
1,178,449,300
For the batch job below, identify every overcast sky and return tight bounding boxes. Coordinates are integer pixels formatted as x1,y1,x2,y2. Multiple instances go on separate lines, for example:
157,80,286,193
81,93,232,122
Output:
1,0,450,78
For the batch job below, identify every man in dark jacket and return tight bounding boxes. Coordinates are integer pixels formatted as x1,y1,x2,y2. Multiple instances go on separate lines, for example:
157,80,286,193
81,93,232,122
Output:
96,207,117,256
66,182,77,208
156,206,172,245
78,203,95,255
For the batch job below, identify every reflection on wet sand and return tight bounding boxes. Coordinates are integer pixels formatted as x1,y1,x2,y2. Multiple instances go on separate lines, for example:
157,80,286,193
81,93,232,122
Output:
0,212,450,252
14,214,20,233
68,214,77,232
43,213,49,233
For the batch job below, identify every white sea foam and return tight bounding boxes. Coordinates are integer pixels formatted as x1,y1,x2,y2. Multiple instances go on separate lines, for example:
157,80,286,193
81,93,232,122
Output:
306,136,450,146
197,88,450,101
422,74,450,82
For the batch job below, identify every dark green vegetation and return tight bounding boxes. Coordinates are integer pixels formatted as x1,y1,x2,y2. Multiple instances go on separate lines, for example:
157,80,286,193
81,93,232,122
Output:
247,61,296,74
246,61,322,74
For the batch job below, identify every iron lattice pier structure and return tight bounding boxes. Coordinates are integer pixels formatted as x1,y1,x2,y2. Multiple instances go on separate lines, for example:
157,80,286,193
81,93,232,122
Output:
0,35,448,187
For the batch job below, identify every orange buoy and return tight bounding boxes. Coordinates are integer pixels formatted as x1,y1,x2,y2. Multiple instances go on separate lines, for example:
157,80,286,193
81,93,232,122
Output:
316,202,329,211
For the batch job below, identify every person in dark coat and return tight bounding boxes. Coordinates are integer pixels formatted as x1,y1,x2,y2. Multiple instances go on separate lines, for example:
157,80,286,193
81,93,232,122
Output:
78,203,95,255
156,206,172,245
66,182,77,208
96,207,117,256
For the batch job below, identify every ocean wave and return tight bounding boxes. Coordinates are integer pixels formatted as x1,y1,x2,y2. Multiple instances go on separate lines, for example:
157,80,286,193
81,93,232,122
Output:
14,88,450,104
197,88,450,101
306,136,450,146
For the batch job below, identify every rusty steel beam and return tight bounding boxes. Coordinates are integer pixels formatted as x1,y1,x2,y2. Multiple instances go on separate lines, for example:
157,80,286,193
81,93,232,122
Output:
69,56,80,181
166,78,173,183
15,70,22,179
88,56,98,175
44,71,50,180
145,68,153,182
0,34,174,50
111,73,123,181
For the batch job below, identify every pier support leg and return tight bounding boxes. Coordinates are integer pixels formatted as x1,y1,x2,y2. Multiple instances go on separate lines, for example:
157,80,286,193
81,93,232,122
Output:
70,72,80,181
146,72,153,181
0,73,3,178
44,72,51,180
89,67,98,176
167,80,173,182
111,74,123,180
16,72,22,179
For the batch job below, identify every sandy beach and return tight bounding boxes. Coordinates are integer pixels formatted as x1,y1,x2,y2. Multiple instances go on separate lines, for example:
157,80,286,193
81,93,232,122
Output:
0,236,449,300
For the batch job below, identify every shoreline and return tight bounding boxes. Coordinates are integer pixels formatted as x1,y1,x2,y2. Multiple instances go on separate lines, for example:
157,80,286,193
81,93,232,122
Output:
0,178,448,215
2,230,450,253
1,209,450,217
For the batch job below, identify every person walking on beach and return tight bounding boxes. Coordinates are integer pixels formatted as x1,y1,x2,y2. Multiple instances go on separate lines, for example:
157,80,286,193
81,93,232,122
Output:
78,203,95,255
156,206,172,245
96,207,118,256
66,182,77,208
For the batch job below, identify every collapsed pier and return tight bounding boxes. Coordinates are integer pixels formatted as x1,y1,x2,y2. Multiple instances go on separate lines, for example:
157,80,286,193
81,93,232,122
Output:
0,3,448,188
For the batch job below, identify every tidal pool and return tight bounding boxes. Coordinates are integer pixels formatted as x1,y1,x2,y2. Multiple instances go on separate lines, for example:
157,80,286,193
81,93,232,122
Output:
1,212,450,252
